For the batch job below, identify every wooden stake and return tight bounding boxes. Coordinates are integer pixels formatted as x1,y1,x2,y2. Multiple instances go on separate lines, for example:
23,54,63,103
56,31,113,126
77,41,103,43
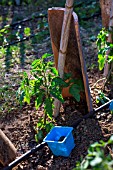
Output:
0,129,17,166
75,21,93,112
53,0,74,117
100,0,112,28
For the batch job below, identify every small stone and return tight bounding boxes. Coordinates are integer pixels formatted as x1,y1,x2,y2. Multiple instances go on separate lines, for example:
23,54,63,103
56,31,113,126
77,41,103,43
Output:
96,115,101,120
107,114,112,120
101,113,107,118
37,165,47,170
89,140,94,144
61,116,65,121
18,164,24,169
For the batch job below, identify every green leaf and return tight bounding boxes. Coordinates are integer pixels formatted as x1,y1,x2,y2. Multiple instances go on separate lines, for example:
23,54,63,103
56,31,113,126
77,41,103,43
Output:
32,59,40,66
24,87,30,104
108,135,113,144
50,67,58,76
23,71,28,78
19,91,25,106
44,98,53,117
32,59,41,69
51,77,68,87
42,53,52,59
37,118,44,128
63,72,72,81
82,160,89,169
47,61,54,67
69,84,80,102
96,96,101,104
108,55,113,63
35,130,44,142
110,43,113,48
48,73,52,82
29,79,35,88
33,79,43,94
50,88,64,103
98,54,106,71
35,92,44,110
24,78,29,86
0,28,7,33
90,142,102,148
45,123,54,133
33,74,39,79
24,27,31,36
90,157,102,167
73,79,84,91
22,72,29,86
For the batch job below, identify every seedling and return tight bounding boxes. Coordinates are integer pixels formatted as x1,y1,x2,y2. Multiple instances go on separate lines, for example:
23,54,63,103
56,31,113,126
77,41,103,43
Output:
96,91,110,105
17,53,64,141
17,53,83,141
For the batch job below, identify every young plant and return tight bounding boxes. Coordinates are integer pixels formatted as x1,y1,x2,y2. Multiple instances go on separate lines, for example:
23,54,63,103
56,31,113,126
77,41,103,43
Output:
96,91,113,114
17,53,63,140
96,91,110,105
96,28,113,71
73,135,113,170
17,53,83,141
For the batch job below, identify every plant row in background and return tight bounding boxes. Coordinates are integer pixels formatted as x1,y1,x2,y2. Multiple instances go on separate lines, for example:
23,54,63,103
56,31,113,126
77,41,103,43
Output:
0,0,35,6
0,18,48,48
0,18,49,70
0,0,100,27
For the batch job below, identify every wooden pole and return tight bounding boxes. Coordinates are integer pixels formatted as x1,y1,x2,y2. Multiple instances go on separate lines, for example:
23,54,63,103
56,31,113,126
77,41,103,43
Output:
75,20,93,112
53,0,74,117
100,0,112,28
0,129,17,166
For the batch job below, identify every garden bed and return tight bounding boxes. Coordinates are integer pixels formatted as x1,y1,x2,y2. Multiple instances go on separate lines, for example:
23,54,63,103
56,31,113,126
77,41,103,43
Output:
0,2,113,170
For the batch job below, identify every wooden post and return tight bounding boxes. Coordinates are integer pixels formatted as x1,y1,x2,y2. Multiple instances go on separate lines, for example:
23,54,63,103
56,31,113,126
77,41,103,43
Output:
74,20,93,112
54,0,74,117
100,0,112,28
0,129,17,166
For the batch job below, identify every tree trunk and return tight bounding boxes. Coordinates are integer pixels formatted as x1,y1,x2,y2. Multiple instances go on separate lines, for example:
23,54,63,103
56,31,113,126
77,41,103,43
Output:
100,0,112,28
0,129,17,166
